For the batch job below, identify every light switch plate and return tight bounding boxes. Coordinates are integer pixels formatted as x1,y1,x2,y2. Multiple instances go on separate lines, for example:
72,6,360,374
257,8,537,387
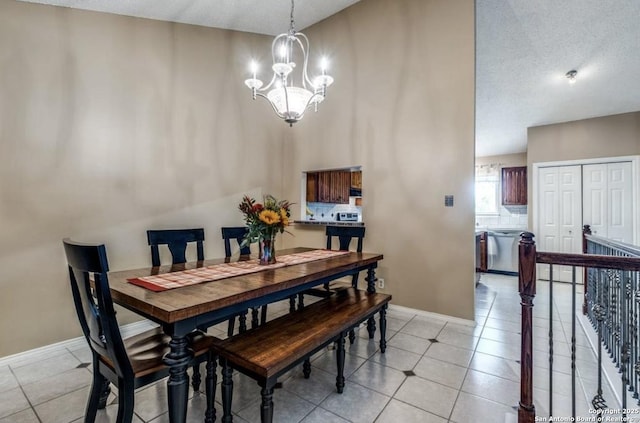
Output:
445,195,454,207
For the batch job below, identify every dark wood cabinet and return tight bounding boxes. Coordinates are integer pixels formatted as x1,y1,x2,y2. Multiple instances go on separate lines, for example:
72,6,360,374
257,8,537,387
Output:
306,172,318,202
501,166,527,205
308,170,350,204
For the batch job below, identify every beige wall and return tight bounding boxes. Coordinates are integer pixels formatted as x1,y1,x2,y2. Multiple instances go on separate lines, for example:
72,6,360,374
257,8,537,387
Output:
0,0,476,357
528,112,640,166
282,0,476,319
476,153,527,167
0,1,284,357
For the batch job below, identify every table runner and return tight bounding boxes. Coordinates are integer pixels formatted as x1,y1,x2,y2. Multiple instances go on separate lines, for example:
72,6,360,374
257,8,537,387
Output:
127,249,351,292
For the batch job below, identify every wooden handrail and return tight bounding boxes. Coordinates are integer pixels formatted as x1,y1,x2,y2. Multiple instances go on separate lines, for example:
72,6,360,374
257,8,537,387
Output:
535,251,640,271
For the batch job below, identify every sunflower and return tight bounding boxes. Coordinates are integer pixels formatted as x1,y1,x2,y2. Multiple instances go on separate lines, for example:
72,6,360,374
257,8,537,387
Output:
279,208,289,226
259,209,281,225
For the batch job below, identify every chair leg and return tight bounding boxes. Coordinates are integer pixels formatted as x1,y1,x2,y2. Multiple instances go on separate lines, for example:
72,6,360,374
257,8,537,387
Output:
297,293,305,311
348,329,356,344
85,367,107,423
367,316,376,339
260,304,268,325
251,307,260,329
303,358,311,379
204,353,217,423
336,333,346,394
289,296,296,313
239,311,248,333
227,316,235,337
221,358,233,423
115,377,135,423
260,386,275,423
191,363,201,392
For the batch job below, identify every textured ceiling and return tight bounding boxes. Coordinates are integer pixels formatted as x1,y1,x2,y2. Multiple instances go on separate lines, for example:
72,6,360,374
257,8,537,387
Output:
17,0,640,157
476,0,640,157
17,0,361,36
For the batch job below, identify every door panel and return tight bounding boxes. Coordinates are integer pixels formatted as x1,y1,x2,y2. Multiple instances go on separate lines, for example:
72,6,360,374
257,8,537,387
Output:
537,165,581,282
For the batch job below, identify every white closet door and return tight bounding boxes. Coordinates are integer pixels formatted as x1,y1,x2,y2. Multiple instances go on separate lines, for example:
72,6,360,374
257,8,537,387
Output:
583,162,633,243
537,165,582,282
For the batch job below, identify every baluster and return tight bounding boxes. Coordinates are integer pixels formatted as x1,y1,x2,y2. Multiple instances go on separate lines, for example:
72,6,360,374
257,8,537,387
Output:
549,264,554,417
571,266,577,420
592,265,608,412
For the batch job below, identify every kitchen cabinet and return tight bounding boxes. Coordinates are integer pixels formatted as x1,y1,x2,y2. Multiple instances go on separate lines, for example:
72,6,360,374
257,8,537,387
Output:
306,172,318,202
351,171,362,190
501,166,527,205
309,170,350,203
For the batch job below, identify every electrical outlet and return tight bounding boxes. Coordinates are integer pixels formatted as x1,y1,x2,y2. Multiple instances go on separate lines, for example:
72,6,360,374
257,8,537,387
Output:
377,278,385,289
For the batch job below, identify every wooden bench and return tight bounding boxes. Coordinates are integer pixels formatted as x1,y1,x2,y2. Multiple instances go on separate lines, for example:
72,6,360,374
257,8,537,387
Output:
212,287,392,423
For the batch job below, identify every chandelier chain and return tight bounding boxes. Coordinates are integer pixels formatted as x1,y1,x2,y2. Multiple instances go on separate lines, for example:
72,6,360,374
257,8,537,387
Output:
289,0,295,33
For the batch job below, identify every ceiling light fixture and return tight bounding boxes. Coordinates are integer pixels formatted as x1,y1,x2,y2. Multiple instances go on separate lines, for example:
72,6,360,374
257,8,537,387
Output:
565,69,578,84
244,0,334,126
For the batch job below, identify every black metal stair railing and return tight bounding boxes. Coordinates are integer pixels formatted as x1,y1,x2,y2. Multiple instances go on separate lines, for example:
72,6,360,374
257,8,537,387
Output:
517,229,640,423
583,226,640,413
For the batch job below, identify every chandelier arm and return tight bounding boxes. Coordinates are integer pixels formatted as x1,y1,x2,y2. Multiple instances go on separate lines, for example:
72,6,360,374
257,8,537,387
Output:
254,92,287,120
294,32,314,89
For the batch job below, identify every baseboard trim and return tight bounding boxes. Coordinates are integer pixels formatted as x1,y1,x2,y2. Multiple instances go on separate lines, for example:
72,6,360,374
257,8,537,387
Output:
0,320,157,367
388,304,476,327
2,305,475,367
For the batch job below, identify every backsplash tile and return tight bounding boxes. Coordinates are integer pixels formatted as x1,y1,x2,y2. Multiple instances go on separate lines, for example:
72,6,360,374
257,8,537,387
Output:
306,201,362,222
476,206,528,229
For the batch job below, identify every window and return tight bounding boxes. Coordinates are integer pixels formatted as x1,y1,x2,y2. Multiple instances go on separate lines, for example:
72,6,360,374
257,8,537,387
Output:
475,165,499,215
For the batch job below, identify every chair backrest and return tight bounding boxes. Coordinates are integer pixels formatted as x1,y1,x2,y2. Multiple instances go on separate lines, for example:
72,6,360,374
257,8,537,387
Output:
221,227,251,258
146,228,205,266
326,226,365,252
62,238,132,378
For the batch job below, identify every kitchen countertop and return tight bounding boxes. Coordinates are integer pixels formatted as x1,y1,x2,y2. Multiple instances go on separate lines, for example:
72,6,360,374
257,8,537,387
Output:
294,220,365,227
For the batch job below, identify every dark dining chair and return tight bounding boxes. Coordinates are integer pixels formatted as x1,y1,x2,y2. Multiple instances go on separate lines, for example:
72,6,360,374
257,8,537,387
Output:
147,228,205,267
298,225,366,342
221,227,267,331
62,238,216,423
146,228,211,391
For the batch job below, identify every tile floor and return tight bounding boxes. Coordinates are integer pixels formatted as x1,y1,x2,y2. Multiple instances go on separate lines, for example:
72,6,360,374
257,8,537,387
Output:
0,274,623,422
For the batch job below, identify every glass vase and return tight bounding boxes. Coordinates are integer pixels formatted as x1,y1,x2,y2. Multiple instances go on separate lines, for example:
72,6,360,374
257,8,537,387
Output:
259,233,277,265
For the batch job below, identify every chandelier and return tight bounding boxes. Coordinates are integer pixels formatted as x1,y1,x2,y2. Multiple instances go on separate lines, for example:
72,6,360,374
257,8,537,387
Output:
244,0,334,126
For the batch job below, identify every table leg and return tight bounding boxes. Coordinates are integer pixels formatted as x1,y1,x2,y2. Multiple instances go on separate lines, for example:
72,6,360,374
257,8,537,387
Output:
164,335,193,423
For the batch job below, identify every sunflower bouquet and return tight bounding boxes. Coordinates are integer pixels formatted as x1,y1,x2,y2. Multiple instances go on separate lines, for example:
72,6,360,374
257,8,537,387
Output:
238,194,292,248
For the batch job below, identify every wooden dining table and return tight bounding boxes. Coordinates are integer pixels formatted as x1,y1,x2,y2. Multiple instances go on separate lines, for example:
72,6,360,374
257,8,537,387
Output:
107,247,383,423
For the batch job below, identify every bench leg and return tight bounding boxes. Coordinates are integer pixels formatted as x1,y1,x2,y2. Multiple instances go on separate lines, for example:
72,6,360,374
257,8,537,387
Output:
297,293,305,311
204,353,216,423
260,386,275,423
336,333,346,394
303,358,311,379
221,358,233,423
379,304,388,353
